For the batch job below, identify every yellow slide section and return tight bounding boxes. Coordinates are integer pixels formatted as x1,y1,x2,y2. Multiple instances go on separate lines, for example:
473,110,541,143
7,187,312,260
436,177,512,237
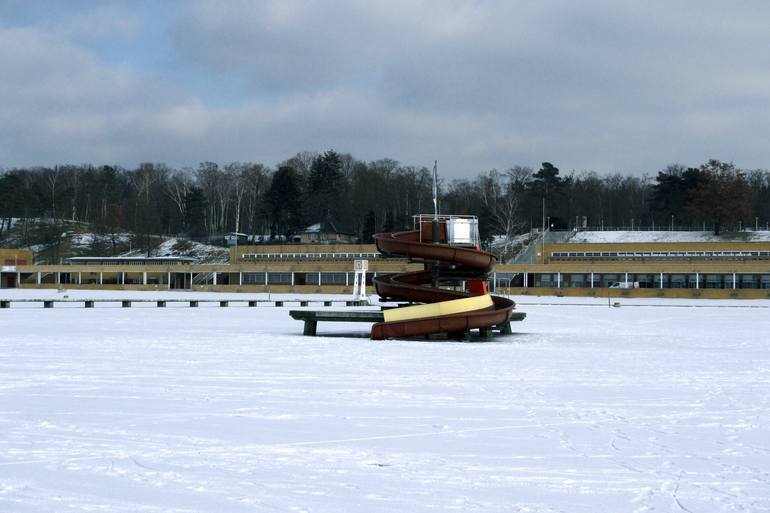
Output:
383,294,494,322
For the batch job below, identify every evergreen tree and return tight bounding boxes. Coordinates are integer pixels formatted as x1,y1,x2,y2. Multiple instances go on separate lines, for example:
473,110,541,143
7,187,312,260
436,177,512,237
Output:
687,160,752,234
183,186,207,236
268,166,304,235
304,150,347,227
362,210,377,243
530,162,564,227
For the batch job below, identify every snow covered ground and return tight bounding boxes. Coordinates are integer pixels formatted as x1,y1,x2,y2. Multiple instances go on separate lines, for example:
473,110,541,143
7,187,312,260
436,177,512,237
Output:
567,230,770,243
1,290,769,512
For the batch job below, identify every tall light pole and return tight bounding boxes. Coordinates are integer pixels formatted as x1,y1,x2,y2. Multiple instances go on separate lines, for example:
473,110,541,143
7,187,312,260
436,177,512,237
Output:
541,197,546,264
431,160,440,287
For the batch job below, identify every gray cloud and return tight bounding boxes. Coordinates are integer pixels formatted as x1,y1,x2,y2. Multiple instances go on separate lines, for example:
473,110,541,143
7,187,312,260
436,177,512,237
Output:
2,1,770,178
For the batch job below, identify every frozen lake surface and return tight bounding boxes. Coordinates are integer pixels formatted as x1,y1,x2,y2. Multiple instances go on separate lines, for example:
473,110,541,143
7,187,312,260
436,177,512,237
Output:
1,290,769,512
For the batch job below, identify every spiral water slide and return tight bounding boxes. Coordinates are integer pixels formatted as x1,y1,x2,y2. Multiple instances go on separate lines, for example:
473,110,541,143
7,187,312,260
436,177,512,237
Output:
370,228,516,340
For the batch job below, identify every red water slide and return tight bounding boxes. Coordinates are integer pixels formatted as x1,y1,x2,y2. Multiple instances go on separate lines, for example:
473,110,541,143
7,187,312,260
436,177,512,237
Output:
370,227,516,340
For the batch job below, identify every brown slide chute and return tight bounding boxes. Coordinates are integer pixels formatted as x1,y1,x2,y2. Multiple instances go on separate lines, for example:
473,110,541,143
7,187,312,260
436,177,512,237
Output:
371,229,516,340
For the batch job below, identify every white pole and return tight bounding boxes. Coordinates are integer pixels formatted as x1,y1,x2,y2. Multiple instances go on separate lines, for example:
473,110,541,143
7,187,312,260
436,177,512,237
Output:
524,271,528,289
143,271,147,285
213,272,217,285
696,272,699,289
99,272,103,285
168,272,171,290
733,273,736,290
37,272,41,285
78,271,82,285
624,272,628,287
239,272,242,286
590,272,594,288
659,272,663,289
432,160,438,220
557,272,561,288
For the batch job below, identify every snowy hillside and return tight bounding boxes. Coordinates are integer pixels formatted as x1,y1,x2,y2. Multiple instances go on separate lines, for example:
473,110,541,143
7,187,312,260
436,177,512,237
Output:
0,218,228,262
567,230,770,243
119,238,229,263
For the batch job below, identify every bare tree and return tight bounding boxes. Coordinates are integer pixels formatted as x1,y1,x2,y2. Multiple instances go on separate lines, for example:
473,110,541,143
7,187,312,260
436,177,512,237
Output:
165,170,193,231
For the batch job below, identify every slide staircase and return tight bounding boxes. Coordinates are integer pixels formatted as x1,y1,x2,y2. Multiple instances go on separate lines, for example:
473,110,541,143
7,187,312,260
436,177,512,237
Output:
371,221,517,339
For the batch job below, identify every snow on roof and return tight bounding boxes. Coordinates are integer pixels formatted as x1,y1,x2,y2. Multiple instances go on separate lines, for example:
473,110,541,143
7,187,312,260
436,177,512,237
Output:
566,230,770,243
67,256,196,261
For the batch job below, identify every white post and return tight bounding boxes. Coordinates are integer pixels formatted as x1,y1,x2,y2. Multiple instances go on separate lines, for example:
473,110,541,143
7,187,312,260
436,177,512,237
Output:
624,272,628,287
557,272,561,288
659,272,663,289
56,272,60,285
239,272,242,286
353,260,368,300
524,271,528,289
318,272,322,286
213,272,217,285
168,272,171,290
78,272,82,285
265,271,268,286
590,272,594,289
696,272,699,289
99,272,103,285
143,272,147,285
291,272,294,286
37,272,41,285
733,273,736,290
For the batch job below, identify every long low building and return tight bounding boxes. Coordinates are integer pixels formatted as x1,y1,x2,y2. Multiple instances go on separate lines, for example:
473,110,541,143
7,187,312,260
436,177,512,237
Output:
3,233,770,299
497,231,770,299
3,244,421,294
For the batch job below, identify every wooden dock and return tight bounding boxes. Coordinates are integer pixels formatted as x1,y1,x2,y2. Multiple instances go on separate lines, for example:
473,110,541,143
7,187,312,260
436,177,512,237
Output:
0,298,368,309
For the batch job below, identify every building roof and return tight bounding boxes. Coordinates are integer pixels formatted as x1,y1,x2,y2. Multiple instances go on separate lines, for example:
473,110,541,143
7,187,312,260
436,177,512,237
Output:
66,256,196,263
300,220,353,236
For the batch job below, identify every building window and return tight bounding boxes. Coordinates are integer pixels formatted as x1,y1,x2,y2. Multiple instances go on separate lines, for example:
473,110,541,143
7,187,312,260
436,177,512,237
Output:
740,274,756,289
320,272,347,285
569,274,584,288
495,272,516,288
242,273,265,285
267,272,291,285
635,274,652,288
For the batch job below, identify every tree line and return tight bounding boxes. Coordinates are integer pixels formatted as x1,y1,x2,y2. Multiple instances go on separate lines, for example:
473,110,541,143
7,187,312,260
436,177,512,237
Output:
1,151,769,256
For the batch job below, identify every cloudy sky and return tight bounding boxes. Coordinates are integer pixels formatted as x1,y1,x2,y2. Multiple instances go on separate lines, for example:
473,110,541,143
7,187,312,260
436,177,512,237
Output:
1,1,769,178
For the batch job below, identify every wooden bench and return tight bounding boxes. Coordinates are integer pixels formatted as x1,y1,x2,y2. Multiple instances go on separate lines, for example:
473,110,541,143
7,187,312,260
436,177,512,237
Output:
289,310,385,336
289,310,526,337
